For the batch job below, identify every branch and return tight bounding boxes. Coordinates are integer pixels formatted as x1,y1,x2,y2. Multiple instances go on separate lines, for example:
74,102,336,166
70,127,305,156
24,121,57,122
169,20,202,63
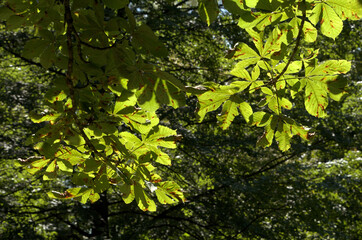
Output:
272,0,306,84
242,153,296,180
0,174,42,198
54,215,95,238
64,0,75,98
63,0,128,182
238,204,288,234
2,46,65,76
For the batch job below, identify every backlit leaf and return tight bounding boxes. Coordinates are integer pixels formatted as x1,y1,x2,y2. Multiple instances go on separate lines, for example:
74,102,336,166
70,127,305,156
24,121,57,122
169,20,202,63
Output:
309,3,343,39
217,98,240,130
134,182,156,212
275,121,291,151
239,102,253,123
327,0,362,20
197,85,239,122
198,0,219,26
304,78,328,118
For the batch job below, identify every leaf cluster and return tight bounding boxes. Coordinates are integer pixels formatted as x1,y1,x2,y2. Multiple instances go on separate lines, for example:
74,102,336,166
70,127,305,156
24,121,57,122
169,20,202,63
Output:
0,0,360,214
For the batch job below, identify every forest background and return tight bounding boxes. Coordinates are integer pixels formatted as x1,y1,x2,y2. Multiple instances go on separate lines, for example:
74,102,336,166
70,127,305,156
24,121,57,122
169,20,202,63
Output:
0,0,361,239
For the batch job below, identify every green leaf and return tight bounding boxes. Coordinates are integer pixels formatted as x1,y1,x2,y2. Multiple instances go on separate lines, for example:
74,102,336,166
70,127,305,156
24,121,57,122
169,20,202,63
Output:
57,159,73,173
262,27,284,57
256,123,275,148
39,44,57,69
72,172,92,186
303,60,351,117
303,21,318,42
245,0,284,11
280,97,293,110
134,182,156,212
245,28,264,54
304,78,328,118
30,111,62,124
261,87,273,96
55,147,88,165
108,78,134,97
327,0,362,20
119,183,135,204
327,77,347,101
6,15,26,30
266,94,280,114
238,10,288,31
288,17,300,39
232,43,260,65
251,65,260,81
290,120,311,141
88,192,100,203
64,130,85,146
117,108,159,135
120,132,144,155
197,85,239,122
237,10,260,29
121,125,177,165
125,6,136,32
144,126,178,165
144,125,177,149
22,39,51,59
157,181,186,203
27,158,51,174
34,142,60,159
44,89,67,103
45,160,57,172
250,112,272,127
217,98,240,130
80,158,102,175
275,121,291,151
78,189,93,204
198,0,219,26
306,60,351,76
279,61,303,74
155,188,175,204
110,81,135,101
230,65,252,80
239,102,253,123
223,0,246,15
309,3,343,39
0,6,14,21
94,173,110,193
132,24,168,57
47,188,93,203
133,68,186,112
152,151,172,166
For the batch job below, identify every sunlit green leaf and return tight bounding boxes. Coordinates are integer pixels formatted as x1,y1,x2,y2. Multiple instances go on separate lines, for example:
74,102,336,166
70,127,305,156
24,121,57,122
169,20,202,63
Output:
309,3,343,39
217,98,240,130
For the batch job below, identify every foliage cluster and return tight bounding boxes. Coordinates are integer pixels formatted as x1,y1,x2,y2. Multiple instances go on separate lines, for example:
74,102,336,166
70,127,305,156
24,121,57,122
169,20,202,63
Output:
0,0,361,239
